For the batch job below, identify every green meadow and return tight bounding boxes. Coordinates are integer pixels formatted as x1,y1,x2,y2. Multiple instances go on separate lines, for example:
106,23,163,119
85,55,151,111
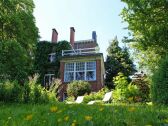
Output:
0,103,168,126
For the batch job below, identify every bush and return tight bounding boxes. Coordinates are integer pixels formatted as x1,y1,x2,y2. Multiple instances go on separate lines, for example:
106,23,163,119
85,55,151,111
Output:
130,76,150,102
113,72,141,103
152,55,168,105
83,87,109,103
67,80,91,98
0,81,22,103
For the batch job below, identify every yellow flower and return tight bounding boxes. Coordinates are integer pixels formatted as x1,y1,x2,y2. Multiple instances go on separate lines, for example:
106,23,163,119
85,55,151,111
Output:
64,116,69,121
99,108,104,112
128,107,136,112
85,116,92,121
50,106,58,113
25,114,33,121
145,125,152,126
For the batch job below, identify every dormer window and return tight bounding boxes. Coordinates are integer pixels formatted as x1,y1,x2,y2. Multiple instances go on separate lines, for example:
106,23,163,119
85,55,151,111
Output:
48,53,56,63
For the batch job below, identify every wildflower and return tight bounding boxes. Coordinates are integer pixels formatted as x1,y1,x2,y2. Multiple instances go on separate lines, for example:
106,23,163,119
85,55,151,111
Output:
128,107,136,112
50,106,58,113
85,116,92,121
25,114,33,121
64,116,69,121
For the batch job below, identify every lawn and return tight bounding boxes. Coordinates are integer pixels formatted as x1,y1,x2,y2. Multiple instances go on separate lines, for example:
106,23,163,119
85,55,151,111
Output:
0,103,168,126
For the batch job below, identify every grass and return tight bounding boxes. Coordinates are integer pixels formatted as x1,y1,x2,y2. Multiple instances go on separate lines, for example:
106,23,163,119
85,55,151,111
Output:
0,102,168,126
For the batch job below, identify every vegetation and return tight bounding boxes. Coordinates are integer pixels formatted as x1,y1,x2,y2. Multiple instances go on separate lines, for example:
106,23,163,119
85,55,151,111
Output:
152,55,168,105
0,75,58,104
0,0,38,82
121,0,168,104
0,103,168,126
105,37,135,89
67,81,91,99
34,40,71,82
113,72,149,103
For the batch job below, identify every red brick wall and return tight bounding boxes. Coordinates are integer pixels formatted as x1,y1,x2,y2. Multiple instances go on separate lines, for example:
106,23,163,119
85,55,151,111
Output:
74,42,97,49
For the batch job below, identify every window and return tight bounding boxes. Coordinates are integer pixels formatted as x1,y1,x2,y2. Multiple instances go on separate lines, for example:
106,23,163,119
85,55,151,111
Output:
44,74,55,89
48,53,56,63
64,61,96,82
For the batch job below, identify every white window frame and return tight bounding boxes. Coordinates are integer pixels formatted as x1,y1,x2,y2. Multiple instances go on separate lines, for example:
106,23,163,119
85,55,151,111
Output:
64,61,96,82
44,74,55,87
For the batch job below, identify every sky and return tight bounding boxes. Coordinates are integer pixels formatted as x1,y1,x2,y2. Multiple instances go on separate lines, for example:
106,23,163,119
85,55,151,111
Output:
33,0,128,58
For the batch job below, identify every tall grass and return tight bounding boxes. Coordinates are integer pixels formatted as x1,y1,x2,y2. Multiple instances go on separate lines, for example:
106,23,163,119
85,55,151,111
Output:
0,103,168,126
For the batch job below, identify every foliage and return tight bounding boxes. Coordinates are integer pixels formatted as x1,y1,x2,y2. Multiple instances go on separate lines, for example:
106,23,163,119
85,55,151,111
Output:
0,81,22,103
112,72,145,103
67,80,91,98
49,79,62,99
0,0,39,82
0,103,168,125
130,75,150,102
83,87,109,103
121,0,168,74
0,74,58,103
105,37,135,88
0,41,29,82
152,55,168,105
34,40,71,82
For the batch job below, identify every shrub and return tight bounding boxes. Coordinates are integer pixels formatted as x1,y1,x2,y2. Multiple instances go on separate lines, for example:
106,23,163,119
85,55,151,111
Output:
67,80,91,98
0,81,22,103
83,87,109,103
130,76,150,102
113,72,141,103
152,55,168,105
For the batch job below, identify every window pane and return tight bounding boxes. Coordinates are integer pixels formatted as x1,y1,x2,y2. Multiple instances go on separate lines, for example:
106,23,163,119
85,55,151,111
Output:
76,62,85,71
64,72,74,82
86,62,96,70
65,63,74,71
76,72,85,80
86,71,96,80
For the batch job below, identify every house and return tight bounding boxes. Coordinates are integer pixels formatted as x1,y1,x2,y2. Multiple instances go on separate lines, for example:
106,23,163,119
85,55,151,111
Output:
44,27,105,101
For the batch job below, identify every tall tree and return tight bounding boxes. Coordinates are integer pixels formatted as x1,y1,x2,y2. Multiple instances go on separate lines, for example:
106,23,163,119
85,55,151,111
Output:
105,37,135,89
0,0,38,82
121,0,168,72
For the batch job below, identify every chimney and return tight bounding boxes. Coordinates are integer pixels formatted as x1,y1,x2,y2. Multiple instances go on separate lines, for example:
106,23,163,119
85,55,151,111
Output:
51,28,58,43
92,31,97,42
70,27,75,47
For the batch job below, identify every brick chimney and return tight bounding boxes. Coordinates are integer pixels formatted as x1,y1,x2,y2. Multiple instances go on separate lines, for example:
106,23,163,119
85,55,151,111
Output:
70,27,75,47
92,31,97,42
51,28,58,43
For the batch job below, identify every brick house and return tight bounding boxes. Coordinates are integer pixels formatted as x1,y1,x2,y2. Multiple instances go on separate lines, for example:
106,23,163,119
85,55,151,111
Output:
44,27,105,101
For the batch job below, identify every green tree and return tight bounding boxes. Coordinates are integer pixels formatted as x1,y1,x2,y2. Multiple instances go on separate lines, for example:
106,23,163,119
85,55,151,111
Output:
152,55,168,105
121,0,168,73
105,37,135,88
0,0,38,82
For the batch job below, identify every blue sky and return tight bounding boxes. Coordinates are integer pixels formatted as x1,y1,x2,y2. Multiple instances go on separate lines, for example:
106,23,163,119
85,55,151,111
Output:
33,0,128,58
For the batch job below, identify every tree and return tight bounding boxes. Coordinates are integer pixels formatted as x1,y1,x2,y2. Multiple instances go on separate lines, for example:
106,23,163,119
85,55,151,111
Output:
0,41,29,81
105,37,135,88
121,0,168,73
0,0,39,82
152,55,168,105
